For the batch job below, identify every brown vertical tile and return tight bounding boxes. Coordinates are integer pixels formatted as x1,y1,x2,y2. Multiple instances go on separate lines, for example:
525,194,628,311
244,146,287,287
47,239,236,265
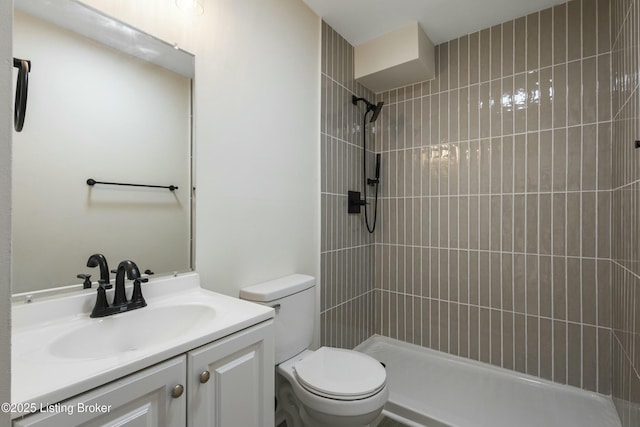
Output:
567,60,582,126
502,76,514,135
459,250,469,304
582,0,597,58
440,301,450,352
554,320,568,384
553,129,567,191
567,0,582,61
540,131,553,192
568,323,582,388
502,21,514,77
540,317,553,381
527,12,539,70
480,307,491,363
514,254,527,313
527,133,540,192
566,192,581,257
491,309,502,367
539,255,552,318
514,73,527,134
527,255,539,316
421,297,430,347
469,32,480,85
515,313,527,373
480,83,491,138
490,80,502,137
469,250,480,305
597,0,611,54
583,326,597,392
459,304,469,358
598,55,612,122
501,252,513,312
553,3,567,64
491,24,502,81
540,68,553,131
598,260,611,328
459,35,469,88
502,136,514,193
540,8,553,68
514,135,527,192
582,192,597,257
439,42,449,92
480,29,491,83
469,305,479,360
450,39,459,90
553,257,567,320
430,299,440,350
567,127,582,191
469,85,480,141
514,195,526,254
583,57,598,124
553,193,567,256
527,195,539,253
553,64,567,128
598,328,611,394
479,252,490,307
583,125,598,191
567,258,581,323
491,195,502,252
503,311,514,370
582,259,597,326
514,17,527,73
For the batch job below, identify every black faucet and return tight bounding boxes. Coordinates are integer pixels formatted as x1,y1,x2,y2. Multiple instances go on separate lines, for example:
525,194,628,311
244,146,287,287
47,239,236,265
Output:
86,253,112,289
90,259,148,318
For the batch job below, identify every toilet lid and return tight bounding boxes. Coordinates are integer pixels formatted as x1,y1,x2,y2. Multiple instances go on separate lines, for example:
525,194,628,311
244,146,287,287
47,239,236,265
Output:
293,347,386,401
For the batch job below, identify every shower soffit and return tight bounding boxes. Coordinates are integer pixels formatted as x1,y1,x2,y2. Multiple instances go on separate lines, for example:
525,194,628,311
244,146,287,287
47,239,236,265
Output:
301,0,567,46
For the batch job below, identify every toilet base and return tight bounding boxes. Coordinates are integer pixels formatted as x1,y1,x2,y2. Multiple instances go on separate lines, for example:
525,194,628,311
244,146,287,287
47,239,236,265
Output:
276,367,385,427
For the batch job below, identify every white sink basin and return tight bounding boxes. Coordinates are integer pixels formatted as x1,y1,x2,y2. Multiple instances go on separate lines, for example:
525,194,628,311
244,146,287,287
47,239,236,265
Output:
49,304,216,359
11,272,274,419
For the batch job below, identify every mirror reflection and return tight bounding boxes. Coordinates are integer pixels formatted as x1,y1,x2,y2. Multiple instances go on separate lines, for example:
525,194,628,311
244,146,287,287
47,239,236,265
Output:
12,0,194,295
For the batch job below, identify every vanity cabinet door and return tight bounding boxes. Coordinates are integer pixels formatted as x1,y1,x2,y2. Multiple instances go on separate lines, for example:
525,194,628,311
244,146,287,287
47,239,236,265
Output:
187,320,274,427
13,356,187,427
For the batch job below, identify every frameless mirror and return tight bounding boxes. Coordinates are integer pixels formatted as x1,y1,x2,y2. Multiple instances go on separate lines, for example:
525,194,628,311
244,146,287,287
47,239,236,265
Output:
12,0,194,295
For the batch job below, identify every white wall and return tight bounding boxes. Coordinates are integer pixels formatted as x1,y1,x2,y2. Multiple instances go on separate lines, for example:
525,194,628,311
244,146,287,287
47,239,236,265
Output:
71,1,321,295
0,0,12,422
193,0,320,297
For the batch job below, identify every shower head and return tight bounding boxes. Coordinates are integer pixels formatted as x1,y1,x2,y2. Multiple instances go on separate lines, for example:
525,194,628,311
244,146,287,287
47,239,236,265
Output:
352,95,385,123
369,101,384,123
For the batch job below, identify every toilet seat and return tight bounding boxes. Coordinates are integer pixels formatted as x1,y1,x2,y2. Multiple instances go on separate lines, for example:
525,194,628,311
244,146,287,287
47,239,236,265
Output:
293,347,386,401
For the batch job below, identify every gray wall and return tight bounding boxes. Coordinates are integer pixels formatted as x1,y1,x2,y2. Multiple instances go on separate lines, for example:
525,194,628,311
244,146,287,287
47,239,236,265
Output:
1,0,12,423
373,0,613,394
611,0,640,423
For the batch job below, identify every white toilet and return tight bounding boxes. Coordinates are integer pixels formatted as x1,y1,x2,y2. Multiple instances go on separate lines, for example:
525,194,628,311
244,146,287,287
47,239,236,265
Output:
240,274,388,427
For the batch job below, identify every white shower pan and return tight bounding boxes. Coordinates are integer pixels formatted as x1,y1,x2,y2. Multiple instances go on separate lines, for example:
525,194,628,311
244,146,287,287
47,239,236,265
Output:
356,336,621,427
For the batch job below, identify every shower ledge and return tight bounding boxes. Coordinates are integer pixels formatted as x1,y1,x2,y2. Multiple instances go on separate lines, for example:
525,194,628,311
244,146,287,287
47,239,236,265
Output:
356,335,621,427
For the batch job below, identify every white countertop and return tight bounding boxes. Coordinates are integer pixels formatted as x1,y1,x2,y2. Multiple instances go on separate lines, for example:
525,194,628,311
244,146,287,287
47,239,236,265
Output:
11,272,274,419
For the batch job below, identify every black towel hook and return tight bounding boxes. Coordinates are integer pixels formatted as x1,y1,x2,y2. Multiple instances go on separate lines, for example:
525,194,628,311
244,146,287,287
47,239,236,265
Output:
13,57,31,132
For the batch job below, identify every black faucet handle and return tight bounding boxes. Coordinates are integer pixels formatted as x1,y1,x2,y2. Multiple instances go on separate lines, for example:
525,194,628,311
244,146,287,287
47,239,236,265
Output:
77,274,92,289
138,277,149,283
144,269,154,275
98,279,113,290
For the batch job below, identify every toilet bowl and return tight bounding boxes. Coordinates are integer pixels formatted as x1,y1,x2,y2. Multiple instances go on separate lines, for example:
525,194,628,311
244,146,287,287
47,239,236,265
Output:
277,348,388,427
240,274,388,427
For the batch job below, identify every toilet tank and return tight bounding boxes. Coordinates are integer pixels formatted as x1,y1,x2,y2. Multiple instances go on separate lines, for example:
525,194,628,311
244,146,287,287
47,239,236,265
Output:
240,274,315,364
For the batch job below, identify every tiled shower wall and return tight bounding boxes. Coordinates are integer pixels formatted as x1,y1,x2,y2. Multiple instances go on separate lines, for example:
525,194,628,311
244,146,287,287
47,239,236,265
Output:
611,0,640,423
373,0,613,394
320,22,376,349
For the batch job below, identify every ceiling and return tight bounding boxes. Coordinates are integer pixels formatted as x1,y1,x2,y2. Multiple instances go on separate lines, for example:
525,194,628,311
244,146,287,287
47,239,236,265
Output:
302,0,566,46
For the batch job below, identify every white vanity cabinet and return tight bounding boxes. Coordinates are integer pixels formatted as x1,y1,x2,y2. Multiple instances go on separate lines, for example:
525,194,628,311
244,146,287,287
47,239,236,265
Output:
187,320,275,427
13,321,274,427
13,356,187,427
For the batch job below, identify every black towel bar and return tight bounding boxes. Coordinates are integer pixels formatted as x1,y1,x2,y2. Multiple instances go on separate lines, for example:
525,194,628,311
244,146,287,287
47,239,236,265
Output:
87,178,178,191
